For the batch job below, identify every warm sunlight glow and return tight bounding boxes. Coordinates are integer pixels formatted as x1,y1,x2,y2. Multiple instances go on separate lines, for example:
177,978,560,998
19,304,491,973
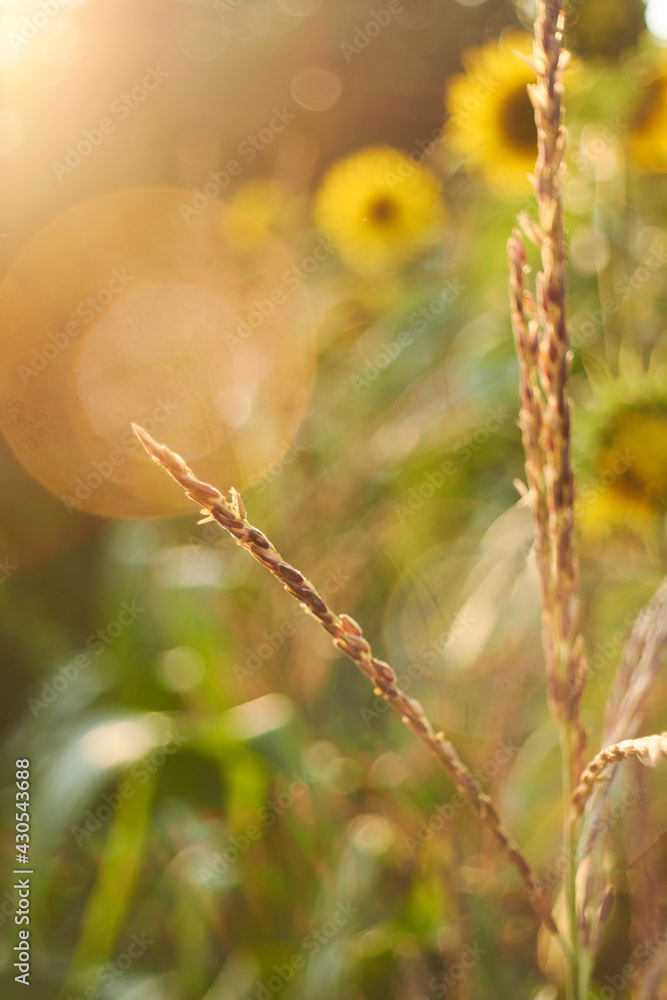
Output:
0,188,316,517
646,0,667,41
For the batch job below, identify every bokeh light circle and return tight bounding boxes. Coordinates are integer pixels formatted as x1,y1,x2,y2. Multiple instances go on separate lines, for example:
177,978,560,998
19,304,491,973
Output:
646,0,667,42
276,0,325,15
394,0,440,29
179,19,229,61
383,503,534,681
0,187,316,518
223,6,267,41
290,67,342,111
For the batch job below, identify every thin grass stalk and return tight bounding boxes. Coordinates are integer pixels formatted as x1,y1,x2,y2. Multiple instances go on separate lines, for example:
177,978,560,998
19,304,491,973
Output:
508,2,587,995
509,1,588,767
531,0,587,776
132,423,557,933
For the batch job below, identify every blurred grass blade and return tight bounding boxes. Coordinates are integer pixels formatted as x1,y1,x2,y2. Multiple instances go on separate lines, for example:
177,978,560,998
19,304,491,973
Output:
58,770,157,999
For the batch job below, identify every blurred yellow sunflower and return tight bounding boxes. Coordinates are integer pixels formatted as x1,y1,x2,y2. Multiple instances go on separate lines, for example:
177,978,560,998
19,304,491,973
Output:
313,146,445,276
628,54,667,172
222,179,299,248
444,32,538,194
576,375,667,544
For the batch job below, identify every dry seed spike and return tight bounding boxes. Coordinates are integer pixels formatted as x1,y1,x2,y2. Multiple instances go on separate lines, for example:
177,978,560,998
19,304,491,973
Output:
132,423,558,934
230,488,246,520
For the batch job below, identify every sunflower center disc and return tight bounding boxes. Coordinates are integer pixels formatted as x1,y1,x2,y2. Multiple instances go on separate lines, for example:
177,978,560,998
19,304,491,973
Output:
501,87,538,153
368,196,398,225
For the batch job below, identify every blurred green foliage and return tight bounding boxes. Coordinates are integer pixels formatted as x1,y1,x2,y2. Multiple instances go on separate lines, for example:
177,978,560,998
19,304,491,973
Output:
2,1,667,999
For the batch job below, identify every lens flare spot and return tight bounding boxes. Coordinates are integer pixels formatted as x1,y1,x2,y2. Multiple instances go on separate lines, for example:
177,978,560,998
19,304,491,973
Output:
0,187,316,518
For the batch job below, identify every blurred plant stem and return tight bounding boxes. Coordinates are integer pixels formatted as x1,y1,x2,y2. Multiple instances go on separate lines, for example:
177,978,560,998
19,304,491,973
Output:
560,721,581,1000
